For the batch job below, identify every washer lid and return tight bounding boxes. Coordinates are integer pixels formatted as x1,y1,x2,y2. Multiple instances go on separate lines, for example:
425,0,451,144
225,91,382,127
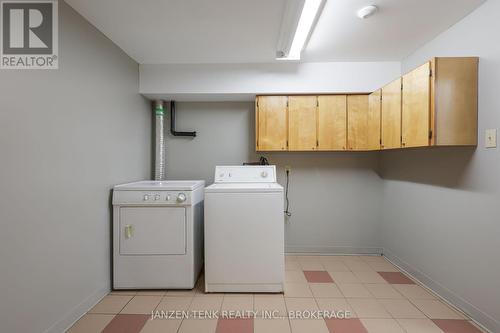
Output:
205,182,283,193
114,180,205,191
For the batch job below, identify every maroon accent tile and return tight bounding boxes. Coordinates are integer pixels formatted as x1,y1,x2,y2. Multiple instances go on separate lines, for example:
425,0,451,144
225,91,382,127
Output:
378,272,416,284
102,314,149,333
303,271,334,283
325,318,368,333
216,318,253,333
432,319,483,333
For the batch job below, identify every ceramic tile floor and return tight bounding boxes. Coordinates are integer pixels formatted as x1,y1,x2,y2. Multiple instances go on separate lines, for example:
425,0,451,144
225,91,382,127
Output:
68,255,486,333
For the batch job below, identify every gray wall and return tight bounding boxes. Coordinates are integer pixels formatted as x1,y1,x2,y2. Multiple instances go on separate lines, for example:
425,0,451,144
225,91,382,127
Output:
0,2,150,333
165,102,383,254
380,0,500,331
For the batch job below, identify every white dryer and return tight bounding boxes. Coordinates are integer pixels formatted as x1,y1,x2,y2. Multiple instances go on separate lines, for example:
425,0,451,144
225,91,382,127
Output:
204,166,284,293
112,180,204,289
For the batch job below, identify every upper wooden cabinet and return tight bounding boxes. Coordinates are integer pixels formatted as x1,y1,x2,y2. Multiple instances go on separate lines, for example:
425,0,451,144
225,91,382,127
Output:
367,90,381,151
255,96,288,151
317,95,347,151
400,57,479,147
381,78,402,150
402,62,431,148
254,57,478,152
347,95,370,151
288,96,318,151
431,57,478,146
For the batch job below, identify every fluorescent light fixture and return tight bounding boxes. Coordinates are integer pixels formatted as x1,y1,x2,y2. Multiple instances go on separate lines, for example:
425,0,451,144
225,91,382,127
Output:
276,0,324,60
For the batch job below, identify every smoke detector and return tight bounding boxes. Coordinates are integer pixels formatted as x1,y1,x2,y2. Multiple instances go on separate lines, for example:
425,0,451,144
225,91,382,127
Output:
357,5,378,19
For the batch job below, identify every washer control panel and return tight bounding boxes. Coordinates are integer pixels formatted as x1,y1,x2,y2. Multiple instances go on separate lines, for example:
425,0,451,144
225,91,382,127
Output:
215,165,276,183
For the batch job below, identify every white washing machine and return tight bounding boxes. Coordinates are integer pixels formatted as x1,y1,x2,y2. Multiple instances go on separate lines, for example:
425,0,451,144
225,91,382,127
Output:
204,166,284,293
112,180,204,289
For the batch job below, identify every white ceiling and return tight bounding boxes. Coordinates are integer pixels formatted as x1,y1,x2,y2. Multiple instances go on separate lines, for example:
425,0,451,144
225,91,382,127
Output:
66,0,485,64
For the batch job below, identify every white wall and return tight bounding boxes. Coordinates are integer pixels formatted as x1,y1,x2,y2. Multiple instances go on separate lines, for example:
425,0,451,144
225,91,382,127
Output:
0,2,150,333
380,0,500,331
139,61,401,101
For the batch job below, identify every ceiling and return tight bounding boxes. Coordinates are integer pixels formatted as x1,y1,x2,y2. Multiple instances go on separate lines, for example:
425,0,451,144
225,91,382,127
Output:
66,0,485,64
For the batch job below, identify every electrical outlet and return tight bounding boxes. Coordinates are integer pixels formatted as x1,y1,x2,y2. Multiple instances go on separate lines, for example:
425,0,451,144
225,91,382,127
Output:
285,165,292,173
485,129,497,148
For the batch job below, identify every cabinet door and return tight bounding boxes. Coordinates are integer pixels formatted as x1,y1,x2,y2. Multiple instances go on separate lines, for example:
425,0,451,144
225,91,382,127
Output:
367,90,381,150
402,62,431,147
317,95,347,150
347,95,369,151
288,96,318,151
256,96,288,151
381,78,402,149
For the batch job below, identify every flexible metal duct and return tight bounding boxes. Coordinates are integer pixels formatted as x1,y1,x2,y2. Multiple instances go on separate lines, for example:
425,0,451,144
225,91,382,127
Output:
153,100,166,181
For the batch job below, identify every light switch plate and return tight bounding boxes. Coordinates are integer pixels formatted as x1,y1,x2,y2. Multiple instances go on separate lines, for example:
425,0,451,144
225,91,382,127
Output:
485,129,497,148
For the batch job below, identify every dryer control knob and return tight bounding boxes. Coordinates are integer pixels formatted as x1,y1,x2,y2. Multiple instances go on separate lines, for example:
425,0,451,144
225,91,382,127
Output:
143,194,149,201
177,193,187,203
261,171,268,178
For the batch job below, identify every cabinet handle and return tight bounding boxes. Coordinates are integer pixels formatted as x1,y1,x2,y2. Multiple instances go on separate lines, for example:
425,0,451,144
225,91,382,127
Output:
124,225,134,239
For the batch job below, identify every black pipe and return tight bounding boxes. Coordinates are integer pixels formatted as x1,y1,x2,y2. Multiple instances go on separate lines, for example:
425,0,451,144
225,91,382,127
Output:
170,100,196,137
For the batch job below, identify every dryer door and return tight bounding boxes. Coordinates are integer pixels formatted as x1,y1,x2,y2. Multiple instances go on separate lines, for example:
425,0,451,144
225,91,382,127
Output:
119,206,186,255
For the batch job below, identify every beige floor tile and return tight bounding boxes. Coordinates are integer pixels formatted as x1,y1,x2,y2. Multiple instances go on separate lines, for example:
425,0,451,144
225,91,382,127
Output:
189,295,223,312
411,299,464,319
121,296,163,314
347,298,391,318
67,314,114,333
315,298,356,318
136,290,167,296
328,271,360,283
353,271,387,284
359,256,386,263
364,284,404,299
309,283,343,298
286,271,307,283
379,299,426,318
284,283,313,298
319,256,345,263
289,318,329,333
285,261,302,271
337,283,373,298
393,285,437,300
368,261,400,272
299,261,325,270
254,317,291,333
286,255,299,262
88,295,132,314
360,318,406,333
396,318,445,333
155,296,193,312
140,318,182,333
178,318,217,333
254,295,287,317
322,261,350,272
221,295,254,312
344,260,375,272
285,298,319,312
109,290,137,296
166,289,197,297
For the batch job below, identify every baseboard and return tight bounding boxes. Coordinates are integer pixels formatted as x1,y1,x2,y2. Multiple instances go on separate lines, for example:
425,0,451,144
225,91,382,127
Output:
285,245,383,255
383,249,498,333
44,285,110,333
